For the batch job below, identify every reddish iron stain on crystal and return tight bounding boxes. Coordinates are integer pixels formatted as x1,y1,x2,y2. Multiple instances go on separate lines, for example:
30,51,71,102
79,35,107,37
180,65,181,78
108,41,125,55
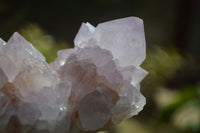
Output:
0,17,147,133
1,83,20,106
6,116,21,133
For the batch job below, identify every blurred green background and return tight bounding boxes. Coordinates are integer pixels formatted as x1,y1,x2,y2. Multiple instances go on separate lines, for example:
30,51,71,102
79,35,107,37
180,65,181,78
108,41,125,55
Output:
0,0,200,133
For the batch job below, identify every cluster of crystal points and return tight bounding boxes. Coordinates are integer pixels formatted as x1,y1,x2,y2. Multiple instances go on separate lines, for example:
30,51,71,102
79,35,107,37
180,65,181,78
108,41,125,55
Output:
0,17,147,133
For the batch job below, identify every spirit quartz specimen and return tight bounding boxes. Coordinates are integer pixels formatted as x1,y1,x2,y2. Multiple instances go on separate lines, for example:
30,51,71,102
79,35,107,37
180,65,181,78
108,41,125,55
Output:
0,17,147,133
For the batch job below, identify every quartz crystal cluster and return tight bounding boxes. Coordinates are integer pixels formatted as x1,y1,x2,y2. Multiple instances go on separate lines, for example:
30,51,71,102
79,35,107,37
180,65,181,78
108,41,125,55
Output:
0,17,147,133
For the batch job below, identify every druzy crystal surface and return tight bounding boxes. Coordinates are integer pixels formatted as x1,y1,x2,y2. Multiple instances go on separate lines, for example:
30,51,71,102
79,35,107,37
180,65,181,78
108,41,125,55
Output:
0,17,147,133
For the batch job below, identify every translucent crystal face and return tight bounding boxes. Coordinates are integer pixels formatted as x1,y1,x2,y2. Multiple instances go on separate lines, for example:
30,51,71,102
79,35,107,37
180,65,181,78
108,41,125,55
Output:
0,17,147,133
74,17,146,67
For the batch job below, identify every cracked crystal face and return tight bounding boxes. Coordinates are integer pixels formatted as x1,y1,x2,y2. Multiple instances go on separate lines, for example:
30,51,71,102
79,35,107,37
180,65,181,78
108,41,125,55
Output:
0,17,147,133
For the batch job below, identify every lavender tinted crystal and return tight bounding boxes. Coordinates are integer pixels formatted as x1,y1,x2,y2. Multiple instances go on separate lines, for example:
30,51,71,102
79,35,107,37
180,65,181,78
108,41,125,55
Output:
0,17,147,133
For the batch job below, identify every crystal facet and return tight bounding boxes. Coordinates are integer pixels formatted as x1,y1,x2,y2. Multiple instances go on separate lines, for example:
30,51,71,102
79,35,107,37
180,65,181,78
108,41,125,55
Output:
74,17,146,67
0,17,147,133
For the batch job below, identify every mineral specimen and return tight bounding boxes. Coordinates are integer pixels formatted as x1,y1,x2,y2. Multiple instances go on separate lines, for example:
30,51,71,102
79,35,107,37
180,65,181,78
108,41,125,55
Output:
0,17,147,133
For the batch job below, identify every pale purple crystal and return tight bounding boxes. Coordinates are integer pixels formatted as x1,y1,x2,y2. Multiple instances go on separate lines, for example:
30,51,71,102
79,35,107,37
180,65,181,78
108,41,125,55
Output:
74,22,95,47
0,93,10,117
0,68,7,90
78,91,111,130
0,17,147,133
74,17,146,67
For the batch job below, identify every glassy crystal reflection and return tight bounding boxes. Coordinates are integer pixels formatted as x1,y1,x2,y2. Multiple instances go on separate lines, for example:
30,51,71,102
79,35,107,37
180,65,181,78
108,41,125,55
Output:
0,17,147,133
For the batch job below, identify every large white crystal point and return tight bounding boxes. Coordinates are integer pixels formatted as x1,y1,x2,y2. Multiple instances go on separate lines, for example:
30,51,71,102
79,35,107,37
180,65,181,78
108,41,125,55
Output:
94,17,146,67
74,17,146,67
5,32,45,62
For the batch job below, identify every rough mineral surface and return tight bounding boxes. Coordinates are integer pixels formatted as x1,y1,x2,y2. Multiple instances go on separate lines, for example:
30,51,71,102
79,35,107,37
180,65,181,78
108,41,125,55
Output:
0,17,147,133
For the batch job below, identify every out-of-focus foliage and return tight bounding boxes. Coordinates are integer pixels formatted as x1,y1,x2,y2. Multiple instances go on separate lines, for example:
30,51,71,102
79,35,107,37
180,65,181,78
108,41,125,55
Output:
160,85,199,122
172,98,200,132
142,46,183,88
19,24,71,63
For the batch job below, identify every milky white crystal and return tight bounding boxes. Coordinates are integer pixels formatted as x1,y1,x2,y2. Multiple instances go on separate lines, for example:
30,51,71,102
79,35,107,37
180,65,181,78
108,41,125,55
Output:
74,17,146,67
0,17,147,133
